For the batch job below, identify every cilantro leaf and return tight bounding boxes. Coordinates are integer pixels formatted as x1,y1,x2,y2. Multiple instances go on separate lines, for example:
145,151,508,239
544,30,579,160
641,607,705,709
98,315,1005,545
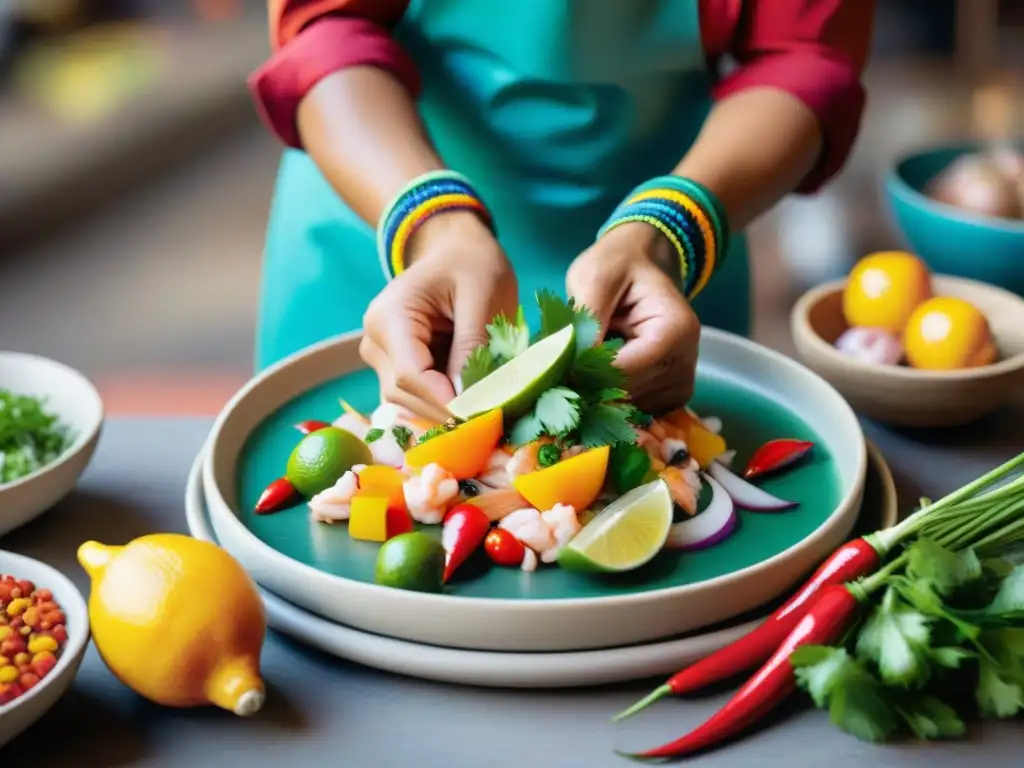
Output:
792,646,899,742
976,657,1024,718
571,344,626,392
906,539,983,596
791,645,851,707
894,577,982,642
597,388,629,403
487,308,530,360
364,428,384,444
930,646,975,669
534,387,581,436
391,426,413,449
986,565,1024,617
535,289,601,353
509,411,544,446
417,423,450,444
461,346,498,389
855,587,933,687
578,403,637,448
897,696,966,740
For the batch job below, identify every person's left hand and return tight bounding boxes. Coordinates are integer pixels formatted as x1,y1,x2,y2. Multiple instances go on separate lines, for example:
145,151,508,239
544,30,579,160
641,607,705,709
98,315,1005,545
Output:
566,223,700,414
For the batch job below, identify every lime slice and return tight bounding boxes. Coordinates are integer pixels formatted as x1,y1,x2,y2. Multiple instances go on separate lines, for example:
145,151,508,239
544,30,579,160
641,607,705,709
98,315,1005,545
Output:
286,427,373,497
557,479,674,573
449,324,576,421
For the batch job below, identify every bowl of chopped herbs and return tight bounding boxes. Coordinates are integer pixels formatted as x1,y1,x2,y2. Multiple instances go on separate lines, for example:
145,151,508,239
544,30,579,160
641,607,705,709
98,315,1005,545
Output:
0,352,103,537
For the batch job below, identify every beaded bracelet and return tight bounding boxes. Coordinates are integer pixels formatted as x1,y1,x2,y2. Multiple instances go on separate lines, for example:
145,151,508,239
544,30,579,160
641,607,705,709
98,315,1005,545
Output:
598,176,729,301
377,170,494,280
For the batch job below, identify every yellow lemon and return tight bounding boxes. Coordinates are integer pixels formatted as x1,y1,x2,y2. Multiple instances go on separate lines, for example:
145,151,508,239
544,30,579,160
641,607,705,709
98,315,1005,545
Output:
903,297,998,371
78,534,267,715
843,251,932,334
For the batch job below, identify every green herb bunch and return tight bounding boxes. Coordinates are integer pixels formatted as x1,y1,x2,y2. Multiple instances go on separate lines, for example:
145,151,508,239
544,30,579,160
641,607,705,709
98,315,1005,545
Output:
792,536,1024,743
460,290,651,451
0,389,71,484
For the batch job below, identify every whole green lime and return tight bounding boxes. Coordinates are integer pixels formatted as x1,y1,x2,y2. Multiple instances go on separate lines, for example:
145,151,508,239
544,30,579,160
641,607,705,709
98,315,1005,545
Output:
285,427,372,497
375,532,445,593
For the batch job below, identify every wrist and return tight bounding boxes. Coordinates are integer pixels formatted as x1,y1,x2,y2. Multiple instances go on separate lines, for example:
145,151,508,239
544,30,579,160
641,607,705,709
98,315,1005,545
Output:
599,221,682,282
405,210,498,266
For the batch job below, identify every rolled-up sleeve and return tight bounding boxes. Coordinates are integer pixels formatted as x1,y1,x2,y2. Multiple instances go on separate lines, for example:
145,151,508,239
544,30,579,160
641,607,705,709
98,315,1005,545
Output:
250,1,416,149
710,0,875,192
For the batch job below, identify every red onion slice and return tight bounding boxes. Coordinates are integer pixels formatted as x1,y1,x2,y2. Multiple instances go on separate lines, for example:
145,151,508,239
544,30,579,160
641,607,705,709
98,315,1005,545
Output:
708,462,798,512
665,474,737,551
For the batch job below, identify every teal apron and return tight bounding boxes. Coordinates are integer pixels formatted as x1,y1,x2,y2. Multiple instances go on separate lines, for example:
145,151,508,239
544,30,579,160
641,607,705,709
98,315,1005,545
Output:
256,0,750,371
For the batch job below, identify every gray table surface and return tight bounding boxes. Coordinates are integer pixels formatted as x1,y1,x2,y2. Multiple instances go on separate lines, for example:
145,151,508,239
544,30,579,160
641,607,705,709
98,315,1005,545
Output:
2,415,1022,767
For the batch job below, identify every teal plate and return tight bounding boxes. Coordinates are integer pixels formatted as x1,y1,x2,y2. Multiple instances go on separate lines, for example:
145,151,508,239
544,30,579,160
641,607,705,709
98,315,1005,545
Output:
203,330,866,651
238,370,840,600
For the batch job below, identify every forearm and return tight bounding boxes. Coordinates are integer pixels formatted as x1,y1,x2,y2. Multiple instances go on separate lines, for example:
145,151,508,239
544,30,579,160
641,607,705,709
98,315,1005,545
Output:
673,87,823,232
297,67,444,226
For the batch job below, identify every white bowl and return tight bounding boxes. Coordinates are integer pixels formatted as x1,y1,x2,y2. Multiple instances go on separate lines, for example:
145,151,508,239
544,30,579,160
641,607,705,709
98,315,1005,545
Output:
204,329,867,652
0,550,90,748
0,353,104,538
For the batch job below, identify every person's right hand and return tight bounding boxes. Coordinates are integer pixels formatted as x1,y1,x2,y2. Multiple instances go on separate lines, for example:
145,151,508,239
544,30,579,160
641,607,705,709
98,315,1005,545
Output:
360,211,518,423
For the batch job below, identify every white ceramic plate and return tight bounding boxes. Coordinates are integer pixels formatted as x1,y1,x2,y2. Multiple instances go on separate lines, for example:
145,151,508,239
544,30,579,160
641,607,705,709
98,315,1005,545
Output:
0,352,104,538
188,445,895,688
0,551,91,748
203,329,867,652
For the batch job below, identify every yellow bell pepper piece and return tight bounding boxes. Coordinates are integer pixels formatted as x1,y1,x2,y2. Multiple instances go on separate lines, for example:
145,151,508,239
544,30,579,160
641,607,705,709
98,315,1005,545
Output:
348,494,390,542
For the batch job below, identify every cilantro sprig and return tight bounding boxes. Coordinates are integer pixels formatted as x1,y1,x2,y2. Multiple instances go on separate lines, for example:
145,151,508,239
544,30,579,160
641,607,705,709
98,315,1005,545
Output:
791,538,1024,743
459,291,651,451
0,389,72,484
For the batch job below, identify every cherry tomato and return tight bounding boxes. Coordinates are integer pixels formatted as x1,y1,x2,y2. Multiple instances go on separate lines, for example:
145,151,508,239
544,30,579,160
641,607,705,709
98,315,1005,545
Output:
484,528,526,567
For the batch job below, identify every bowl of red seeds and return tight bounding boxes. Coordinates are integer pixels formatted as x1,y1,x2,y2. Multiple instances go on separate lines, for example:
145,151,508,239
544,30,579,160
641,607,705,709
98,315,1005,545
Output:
0,551,89,748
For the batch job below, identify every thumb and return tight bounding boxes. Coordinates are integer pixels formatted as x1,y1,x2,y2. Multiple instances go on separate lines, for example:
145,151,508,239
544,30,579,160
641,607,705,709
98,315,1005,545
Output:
446,290,495,383
567,266,624,344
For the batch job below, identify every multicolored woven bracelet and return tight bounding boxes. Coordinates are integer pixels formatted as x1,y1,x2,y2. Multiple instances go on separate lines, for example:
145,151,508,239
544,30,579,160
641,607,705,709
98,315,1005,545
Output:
598,176,730,301
377,170,494,280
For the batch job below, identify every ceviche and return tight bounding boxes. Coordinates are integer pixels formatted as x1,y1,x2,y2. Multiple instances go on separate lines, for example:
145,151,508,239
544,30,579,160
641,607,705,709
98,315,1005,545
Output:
254,292,814,592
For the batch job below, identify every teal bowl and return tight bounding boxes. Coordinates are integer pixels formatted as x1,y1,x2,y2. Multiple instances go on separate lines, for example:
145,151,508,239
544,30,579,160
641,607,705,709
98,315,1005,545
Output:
885,142,1024,295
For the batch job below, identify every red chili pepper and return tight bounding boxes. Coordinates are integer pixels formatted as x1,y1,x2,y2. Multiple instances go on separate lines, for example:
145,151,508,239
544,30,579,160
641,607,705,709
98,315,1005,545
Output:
484,528,526,567
254,477,298,514
441,503,491,582
386,507,414,539
622,584,862,761
295,420,331,435
744,439,814,479
615,537,878,720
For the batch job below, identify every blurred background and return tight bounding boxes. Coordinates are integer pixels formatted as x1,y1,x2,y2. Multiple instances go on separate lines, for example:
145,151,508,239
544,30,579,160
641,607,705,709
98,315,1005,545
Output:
0,0,1022,414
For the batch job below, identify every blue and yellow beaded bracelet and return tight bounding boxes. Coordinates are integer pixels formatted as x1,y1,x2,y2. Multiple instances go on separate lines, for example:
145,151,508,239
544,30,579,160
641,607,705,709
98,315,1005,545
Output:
598,176,730,301
377,170,494,280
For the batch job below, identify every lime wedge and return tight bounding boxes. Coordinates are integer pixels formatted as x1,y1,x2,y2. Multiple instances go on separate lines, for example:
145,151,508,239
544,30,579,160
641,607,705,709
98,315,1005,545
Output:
449,324,576,420
557,480,674,573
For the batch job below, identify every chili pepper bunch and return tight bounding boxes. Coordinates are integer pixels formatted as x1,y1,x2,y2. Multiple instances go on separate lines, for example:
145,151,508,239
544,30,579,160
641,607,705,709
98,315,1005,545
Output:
615,451,1024,761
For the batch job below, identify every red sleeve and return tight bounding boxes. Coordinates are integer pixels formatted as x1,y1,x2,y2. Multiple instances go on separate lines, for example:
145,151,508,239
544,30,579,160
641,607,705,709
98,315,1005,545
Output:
250,1,416,149
707,0,875,193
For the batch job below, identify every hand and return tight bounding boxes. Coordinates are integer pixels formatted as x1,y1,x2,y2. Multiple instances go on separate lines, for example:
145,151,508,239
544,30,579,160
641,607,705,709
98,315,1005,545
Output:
566,223,700,413
360,211,519,422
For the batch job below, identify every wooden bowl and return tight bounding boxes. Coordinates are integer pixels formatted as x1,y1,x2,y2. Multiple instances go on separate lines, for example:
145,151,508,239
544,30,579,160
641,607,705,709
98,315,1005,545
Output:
791,275,1024,427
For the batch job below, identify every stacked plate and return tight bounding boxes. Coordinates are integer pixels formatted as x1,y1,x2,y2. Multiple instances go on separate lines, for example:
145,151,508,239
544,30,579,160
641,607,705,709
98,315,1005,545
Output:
188,330,896,688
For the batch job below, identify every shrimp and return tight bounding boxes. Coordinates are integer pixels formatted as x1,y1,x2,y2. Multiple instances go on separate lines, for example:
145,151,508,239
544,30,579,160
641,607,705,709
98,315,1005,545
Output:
539,504,581,563
520,547,539,572
634,428,667,472
403,463,460,524
506,442,544,480
661,465,699,516
499,508,557,554
661,437,689,466
475,447,514,489
470,488,530,522
308,470,360,523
